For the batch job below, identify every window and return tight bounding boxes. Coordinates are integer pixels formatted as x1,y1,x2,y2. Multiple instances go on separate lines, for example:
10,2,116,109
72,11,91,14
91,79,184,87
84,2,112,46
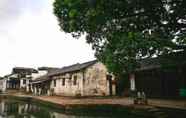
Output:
62,78,65,86
23,79,26,84
69,75,72,80
53,80,56,87
73,75,77,85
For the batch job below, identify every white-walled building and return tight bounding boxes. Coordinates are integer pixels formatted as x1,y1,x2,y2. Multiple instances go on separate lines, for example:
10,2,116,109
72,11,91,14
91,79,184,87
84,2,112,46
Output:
3,67,38,92
32,60,116,96
30,67,59,94
0,77,6,93
1,67,59,93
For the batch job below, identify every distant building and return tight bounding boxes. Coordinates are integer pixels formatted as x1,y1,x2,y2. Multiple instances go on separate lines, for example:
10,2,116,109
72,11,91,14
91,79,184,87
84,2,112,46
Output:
31,60,116,96
1,67,60,93
4,67,38,92
30,67,60,94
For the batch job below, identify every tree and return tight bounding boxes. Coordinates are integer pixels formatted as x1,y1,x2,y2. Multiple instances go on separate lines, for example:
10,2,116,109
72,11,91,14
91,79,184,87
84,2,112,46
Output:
53,0,186,75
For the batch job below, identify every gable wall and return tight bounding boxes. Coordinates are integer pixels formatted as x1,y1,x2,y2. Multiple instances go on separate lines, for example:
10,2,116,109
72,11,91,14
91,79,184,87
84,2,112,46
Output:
83,62,110,96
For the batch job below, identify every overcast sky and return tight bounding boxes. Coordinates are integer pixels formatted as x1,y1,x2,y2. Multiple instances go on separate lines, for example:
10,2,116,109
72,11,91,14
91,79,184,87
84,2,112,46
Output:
0,0,95,76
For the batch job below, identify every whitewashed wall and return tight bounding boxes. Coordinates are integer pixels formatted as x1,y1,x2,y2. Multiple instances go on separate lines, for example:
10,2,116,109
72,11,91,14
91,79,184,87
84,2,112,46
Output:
0,79,6,92
83,62,110,96
50,62,116,96
51,72,83,96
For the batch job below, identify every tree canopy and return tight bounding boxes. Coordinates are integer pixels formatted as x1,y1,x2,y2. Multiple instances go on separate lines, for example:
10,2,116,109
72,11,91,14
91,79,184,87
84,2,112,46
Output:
53,0,186,75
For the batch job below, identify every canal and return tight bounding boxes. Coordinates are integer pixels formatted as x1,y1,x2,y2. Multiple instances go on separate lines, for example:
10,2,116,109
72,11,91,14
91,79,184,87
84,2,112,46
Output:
0,97,186,118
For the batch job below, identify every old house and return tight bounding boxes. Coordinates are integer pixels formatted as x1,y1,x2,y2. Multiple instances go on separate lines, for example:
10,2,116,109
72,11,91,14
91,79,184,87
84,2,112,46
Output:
128,51,186,98
49,60,116,96
32,60,116,96
31,67,60,95
4,67,38,92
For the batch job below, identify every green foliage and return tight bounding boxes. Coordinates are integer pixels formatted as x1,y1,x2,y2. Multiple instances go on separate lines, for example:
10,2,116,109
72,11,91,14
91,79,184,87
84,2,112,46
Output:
53,0,186,75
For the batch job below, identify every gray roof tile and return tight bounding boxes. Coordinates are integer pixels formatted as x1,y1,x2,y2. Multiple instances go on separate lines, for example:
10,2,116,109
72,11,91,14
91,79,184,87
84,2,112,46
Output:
32,60,98,83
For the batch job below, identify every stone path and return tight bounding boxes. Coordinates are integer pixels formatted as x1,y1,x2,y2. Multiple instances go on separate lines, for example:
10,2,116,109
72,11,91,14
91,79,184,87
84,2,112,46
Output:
33,95,186,110
9,93,186,110
36,96,133,106
148,99,186,110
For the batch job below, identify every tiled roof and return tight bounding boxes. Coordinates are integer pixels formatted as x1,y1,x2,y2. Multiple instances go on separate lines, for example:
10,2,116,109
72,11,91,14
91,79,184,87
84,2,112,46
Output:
48,60,98,76
38,67,60,71
31,60,98,83
31,75,50,84
13,67,38,73
31,68,60,84
137,51,186,71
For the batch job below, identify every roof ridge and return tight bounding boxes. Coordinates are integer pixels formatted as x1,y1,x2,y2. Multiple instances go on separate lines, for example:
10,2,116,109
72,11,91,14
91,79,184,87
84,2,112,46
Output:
48,60,98,76
79,59,97,65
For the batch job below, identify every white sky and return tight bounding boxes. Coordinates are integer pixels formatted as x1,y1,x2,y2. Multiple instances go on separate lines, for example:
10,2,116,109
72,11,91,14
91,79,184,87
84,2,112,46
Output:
0,0,95,76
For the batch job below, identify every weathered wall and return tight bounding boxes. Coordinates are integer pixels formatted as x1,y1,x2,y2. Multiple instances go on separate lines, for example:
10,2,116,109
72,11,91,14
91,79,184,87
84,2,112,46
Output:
20,78,26,88
0,79,6,92
83,62,110,96
50,62,116,96
51,72,83,96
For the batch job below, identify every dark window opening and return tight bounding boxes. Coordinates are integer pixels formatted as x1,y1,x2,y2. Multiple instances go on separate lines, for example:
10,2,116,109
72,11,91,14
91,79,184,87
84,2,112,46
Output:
23,79,26,84
62,78,65,86
54,80,56,87
73,76,77,85
69,75,72,80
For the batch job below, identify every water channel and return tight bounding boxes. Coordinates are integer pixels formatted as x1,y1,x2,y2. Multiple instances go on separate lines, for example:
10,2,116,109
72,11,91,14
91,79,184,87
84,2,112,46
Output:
0,97,185,118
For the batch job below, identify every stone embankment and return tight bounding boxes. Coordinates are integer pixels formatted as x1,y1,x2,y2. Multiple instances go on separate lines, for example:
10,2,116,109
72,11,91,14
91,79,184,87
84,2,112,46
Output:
1,93,186,117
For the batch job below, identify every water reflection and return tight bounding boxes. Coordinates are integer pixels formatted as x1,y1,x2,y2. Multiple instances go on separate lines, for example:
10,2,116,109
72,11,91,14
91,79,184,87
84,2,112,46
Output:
0,99,103,118
0,98,185,118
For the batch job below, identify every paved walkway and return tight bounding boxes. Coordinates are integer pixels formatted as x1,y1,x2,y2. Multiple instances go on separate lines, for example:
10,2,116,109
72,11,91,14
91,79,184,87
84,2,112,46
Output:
148,99,186,110
35,96,133,105
13,94,186,110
